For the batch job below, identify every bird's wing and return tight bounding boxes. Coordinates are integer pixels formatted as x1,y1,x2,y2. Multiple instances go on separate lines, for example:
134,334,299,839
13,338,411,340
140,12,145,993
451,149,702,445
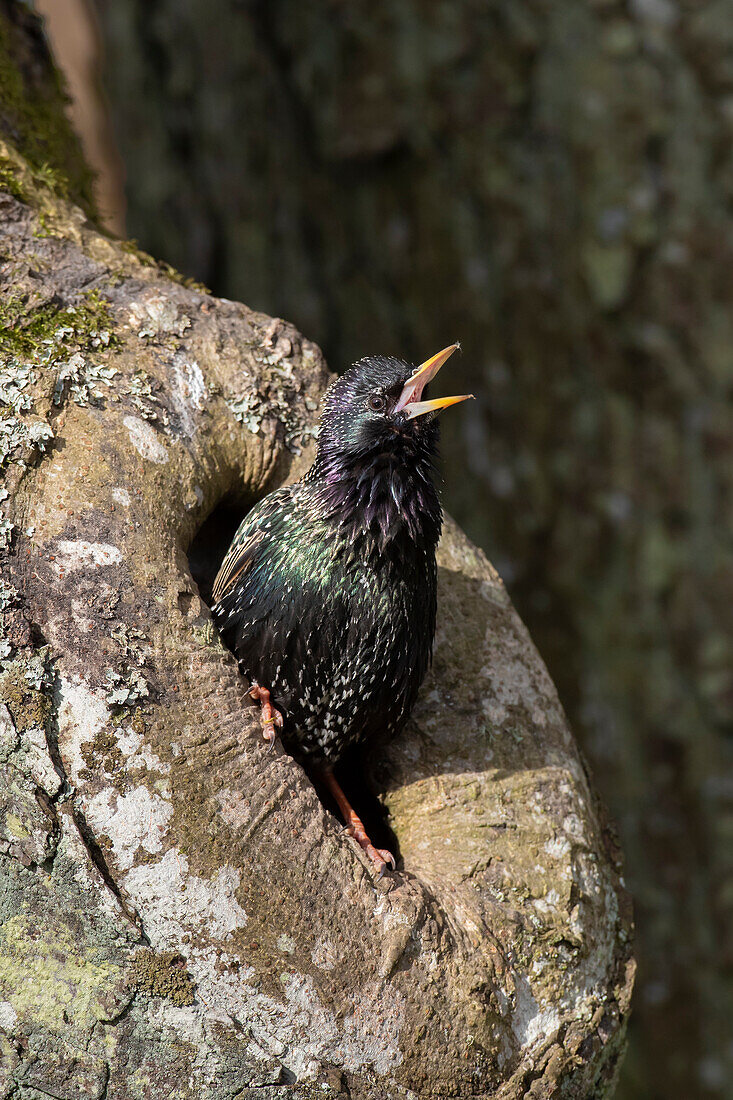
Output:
211,487,294,603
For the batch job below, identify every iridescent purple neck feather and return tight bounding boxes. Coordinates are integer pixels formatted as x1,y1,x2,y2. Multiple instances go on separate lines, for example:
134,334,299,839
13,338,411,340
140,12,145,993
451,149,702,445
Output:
305,356,444,553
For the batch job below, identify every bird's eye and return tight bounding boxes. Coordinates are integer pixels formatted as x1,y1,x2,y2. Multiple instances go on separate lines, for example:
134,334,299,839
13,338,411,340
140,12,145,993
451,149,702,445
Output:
368,392,387,413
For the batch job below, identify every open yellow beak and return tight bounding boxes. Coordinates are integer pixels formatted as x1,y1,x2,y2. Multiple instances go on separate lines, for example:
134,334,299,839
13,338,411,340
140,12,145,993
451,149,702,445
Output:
394,343,474,420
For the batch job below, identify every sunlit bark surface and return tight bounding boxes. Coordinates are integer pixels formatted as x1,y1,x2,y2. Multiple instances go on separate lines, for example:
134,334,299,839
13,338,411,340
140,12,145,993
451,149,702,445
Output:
0,6,632,1098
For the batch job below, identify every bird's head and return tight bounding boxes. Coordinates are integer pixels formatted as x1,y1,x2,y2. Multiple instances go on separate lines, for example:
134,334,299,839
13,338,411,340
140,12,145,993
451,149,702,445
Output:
316,344,472,463
309,345,472,548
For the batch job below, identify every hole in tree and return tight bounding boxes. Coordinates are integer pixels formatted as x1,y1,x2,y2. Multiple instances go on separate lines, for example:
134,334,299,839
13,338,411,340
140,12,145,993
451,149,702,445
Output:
187,496,250,605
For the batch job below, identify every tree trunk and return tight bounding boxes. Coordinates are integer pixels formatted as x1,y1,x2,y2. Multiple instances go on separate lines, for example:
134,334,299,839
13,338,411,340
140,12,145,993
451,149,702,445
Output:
84,2,733,1094
0,6,632,1098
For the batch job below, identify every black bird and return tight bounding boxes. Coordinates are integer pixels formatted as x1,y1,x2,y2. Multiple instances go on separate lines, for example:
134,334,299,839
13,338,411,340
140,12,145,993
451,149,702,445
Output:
212,345,472,874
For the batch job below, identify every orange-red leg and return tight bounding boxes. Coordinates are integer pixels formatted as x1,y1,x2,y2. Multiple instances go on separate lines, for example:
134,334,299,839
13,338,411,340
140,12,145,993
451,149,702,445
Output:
249,683,283,749
320,769,396,878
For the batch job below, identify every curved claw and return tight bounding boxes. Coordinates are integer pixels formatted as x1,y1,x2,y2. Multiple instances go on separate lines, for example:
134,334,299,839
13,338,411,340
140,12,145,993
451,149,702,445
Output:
374,848,397,880
345,826,396,878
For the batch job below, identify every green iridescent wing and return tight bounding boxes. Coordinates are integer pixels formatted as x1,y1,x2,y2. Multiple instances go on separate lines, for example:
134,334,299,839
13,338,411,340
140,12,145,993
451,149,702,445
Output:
211,487,295,603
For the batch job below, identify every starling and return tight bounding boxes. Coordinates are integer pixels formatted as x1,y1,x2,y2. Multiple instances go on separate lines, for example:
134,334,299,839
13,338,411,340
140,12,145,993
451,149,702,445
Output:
212,345,472,874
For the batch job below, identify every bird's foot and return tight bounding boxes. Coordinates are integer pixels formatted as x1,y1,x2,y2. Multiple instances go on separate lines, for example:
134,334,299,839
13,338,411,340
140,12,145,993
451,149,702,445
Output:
345,822,396,879
249,683,284,749
320,769,396,879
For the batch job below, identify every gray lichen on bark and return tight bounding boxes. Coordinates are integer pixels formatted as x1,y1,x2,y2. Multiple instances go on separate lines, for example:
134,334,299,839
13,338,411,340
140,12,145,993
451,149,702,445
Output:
0,10,633,1099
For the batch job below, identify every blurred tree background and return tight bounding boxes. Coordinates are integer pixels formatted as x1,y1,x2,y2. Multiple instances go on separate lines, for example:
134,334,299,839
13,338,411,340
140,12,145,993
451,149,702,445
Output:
38,0,733,1096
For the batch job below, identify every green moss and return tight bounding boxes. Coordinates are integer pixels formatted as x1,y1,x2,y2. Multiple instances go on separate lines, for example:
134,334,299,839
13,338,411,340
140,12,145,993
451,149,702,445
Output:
0,8,93,212
28,159,72,198
0,155,26,202
0,288,117,361
0,151,74,206
128,949,196,1006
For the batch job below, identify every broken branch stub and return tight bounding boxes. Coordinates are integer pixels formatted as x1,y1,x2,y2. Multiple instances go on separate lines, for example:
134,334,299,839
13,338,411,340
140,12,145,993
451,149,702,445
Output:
0,156,633,1098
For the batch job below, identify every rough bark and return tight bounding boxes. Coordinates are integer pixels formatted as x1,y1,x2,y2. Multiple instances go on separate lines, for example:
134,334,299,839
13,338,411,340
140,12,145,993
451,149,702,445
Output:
86,1,733,1094
0,8,632,1098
